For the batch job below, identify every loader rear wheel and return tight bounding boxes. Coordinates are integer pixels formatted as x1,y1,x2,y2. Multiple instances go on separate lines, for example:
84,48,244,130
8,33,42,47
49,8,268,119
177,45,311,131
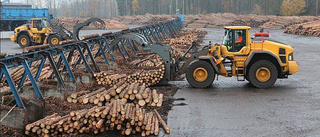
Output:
186,60,215,88
48,35,61,46
248,60,277,88
18,35,30,48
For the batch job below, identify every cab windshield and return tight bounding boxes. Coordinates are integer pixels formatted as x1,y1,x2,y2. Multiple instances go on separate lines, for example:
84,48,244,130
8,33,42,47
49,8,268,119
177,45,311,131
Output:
222,29,232,47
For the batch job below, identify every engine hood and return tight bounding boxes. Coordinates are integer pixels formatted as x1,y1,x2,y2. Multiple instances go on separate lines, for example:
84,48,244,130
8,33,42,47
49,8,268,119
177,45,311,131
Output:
264,40,294,52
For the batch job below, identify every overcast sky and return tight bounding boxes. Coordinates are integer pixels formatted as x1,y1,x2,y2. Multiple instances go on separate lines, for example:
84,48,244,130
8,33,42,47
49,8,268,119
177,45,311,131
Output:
3,0,50,8
5,0,24,3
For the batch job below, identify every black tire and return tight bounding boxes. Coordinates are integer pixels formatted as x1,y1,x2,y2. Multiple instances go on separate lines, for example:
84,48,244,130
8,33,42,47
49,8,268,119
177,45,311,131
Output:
186,60,215,88
48,34,61,46
248,60,278,88
18,35,30,48
245,75,250,82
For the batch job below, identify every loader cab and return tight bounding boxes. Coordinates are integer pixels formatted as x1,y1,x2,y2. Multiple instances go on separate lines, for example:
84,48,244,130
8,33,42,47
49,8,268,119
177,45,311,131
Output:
221,26,251,56
31,18,49,32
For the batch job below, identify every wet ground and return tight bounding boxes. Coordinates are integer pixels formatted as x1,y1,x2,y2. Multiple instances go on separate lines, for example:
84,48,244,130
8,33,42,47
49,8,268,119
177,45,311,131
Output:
165,28,320,137
1,27,320,137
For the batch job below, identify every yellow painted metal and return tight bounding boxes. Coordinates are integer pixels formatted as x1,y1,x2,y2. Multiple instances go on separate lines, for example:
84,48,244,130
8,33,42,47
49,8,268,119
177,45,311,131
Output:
193,67,208,82
255,67,271,82
10,35,16,42
20,38,27,45
51,37,59,45
224,26,251,30
288,61,299,74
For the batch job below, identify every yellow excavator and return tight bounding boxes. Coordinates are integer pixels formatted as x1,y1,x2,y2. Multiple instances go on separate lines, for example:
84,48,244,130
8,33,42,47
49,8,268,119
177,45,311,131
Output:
173,26,298,88
11,18,61,48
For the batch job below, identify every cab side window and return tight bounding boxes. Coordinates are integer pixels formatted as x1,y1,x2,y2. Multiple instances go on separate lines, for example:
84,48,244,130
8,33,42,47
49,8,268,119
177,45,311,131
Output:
234,29,246,52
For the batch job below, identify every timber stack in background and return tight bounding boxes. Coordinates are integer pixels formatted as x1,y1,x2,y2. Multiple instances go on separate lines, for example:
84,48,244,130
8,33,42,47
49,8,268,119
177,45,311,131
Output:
284,20,320,37
53,13,320,37
113,13,320,37
52,17,128,30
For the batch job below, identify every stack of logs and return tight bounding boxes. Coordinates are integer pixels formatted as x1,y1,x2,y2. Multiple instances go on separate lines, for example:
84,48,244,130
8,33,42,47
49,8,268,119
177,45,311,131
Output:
0,63,54,85
94,67,165,87
25,99,170,137
284,20,320,37
182,28,208,37
168,34,198,48
160,28,207,59
130,54,164,67
67,83,164,108
0,86,11,96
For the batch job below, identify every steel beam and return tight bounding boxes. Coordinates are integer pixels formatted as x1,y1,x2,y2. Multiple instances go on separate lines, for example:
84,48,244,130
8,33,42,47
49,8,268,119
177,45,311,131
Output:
0,63,25,108
20,59,43,99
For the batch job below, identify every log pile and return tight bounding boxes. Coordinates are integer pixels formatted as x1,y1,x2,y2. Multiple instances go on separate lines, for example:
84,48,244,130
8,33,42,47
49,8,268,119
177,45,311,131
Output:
182,28,208,37
181,13,320,30
68,82,164,107
161,28,206,58
51,17,128,30
0,86,11,96
130,54,164,67
114,13,174,25
125,69,165,86
94,67,165,87
184,13,273,28
284,20,320,37
168,34,199,48
25,100,169,137
0,64,54,86
260,16,318,29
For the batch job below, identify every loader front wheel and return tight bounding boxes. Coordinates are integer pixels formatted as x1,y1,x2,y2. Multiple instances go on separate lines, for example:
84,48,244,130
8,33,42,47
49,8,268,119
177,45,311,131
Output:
248,60,278,88
186,60,215,88
18,35,30,48
48,35,61,46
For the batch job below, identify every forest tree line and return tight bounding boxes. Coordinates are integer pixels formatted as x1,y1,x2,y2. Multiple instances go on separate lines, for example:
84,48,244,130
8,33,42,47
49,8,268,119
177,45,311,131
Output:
51,0,320,18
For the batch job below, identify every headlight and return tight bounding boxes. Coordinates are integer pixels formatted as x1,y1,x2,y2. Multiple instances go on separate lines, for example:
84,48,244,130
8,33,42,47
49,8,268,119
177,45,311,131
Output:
288,52,294,61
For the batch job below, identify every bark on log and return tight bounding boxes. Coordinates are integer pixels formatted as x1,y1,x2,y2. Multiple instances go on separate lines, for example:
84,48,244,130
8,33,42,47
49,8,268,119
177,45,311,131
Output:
154,109,170,134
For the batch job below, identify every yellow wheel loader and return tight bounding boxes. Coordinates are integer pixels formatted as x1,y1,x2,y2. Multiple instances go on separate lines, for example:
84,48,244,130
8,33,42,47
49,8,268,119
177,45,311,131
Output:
10,18,61,48
173,26,298,88
10,18,106,48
